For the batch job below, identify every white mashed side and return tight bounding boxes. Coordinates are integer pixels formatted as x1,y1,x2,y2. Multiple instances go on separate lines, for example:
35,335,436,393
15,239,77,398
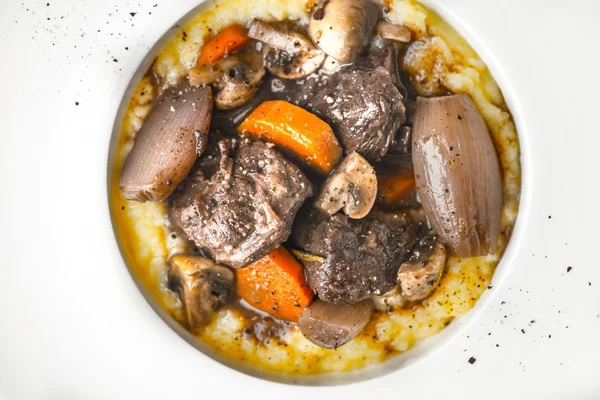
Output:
110,0,521,375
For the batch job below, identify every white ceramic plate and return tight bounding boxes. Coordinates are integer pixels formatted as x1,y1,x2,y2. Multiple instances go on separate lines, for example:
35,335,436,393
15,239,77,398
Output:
1,0,599,398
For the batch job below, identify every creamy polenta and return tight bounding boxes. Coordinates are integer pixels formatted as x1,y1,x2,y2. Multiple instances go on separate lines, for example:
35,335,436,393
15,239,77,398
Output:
109,0,520,376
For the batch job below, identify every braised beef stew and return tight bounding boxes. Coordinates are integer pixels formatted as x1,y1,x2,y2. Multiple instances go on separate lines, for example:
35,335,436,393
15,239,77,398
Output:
118,0,504,351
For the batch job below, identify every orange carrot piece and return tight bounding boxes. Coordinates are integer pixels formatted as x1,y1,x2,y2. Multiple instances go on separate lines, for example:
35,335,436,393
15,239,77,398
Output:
237,100,342,174
236,247,313,322
378,168,416,205
196,24,251,65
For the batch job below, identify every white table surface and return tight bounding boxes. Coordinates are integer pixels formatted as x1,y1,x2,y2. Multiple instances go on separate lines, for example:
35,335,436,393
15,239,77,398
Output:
1,0,599,398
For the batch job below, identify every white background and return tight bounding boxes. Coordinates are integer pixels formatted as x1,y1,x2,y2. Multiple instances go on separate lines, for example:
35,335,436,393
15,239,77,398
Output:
0,0,599,398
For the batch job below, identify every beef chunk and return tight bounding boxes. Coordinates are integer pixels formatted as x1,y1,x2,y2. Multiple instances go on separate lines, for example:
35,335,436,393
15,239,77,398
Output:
310,65,406,161
359,37,406,96
170,139,313,268
293,210,422,304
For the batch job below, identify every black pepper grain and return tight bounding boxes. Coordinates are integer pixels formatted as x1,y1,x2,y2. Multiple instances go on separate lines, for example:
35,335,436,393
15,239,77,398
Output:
468,357,476,364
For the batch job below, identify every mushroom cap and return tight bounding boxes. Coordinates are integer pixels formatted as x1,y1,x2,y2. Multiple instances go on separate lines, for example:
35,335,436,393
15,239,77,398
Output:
248,19,313,53
188,52,266,110
308,0,380,63
314,151,377,219
262,44,325,79
167,255,234,333
214,53,266,110
248,20,325,79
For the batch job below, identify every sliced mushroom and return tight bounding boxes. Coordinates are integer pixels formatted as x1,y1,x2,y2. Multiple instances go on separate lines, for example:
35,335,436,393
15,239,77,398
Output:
167,255,234,334
308,0,380,63
248,20,325,79
119,84,213,202
299,299,373,350
314,152,377,219
189,52,265,110
376,21,412,43
398,236,447,301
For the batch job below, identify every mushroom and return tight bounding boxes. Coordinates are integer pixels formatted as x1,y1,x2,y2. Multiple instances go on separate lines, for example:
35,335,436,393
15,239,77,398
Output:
248,20,325,79
308,0,380,63
188,52,265,110
376,21,412,43
298,299,373,350
314,152,377,219
398,236,447,301
167,255,235,333
119,84,213,202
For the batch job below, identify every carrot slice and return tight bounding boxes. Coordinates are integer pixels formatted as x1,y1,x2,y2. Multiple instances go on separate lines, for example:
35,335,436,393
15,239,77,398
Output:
237,100,342,174
378,168,416,205
236,247,313,322
196,24,251,66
